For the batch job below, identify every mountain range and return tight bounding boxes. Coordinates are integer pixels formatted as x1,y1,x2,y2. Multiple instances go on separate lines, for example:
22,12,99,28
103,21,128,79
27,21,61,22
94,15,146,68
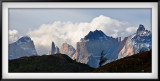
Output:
72,24,151,68
8,24,152,68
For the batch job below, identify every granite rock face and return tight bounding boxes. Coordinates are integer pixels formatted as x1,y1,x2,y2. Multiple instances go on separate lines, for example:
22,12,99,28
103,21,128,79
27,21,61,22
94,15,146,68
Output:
73,30,120,68
48,42,60,55
55,46,60,54
60,43,76,58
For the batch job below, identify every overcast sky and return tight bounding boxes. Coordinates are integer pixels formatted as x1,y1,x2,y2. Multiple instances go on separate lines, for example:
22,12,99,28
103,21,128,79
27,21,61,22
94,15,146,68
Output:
8,8,151,55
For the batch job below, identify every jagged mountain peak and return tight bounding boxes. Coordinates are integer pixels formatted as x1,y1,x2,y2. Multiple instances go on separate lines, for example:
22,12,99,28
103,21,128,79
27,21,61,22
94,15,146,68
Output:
88,29,104,36
52,41,55,47
16,36,32,45
135,24,151,36
48,41,60,55
51,41,56,54
137,24,145,32
60,42,76,58
136,24,150,35
83,29,113,41
61,43,75,50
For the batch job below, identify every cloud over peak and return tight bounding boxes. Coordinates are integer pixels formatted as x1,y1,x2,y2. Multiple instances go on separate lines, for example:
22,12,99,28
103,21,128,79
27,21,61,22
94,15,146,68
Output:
24,15,136,55
9,29,19,43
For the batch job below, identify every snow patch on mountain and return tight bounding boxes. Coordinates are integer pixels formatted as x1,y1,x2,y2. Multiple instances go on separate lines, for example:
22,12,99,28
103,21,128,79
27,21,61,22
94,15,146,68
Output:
117,24,152,59
9,36,37,60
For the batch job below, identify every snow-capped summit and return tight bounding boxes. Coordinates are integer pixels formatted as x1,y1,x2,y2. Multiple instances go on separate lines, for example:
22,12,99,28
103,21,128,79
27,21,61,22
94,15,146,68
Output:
133,24,152,43
117,24,152,59
83,29,113,41
132,24,151,53
9,36,37,60
136,24,151,36
16,36,32,45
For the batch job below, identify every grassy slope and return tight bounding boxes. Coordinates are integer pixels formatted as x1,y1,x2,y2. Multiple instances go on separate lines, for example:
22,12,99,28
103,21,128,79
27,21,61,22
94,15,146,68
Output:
92,50,151,72
9,54,93,72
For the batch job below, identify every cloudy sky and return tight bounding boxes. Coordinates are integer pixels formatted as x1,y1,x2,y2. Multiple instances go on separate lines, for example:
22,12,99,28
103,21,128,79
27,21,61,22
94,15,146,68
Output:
8,8,151,55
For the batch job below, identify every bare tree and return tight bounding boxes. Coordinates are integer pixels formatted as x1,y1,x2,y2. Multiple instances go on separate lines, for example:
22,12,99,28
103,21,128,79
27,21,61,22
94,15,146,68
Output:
99,50,107,67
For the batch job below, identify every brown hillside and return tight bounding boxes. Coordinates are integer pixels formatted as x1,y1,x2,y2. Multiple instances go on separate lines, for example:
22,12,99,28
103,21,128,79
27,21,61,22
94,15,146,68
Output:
92,50,151,72
9,54,93,72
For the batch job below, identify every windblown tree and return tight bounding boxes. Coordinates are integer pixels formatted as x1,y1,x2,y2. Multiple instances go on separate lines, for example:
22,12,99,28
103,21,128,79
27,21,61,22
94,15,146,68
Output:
99,50,107,67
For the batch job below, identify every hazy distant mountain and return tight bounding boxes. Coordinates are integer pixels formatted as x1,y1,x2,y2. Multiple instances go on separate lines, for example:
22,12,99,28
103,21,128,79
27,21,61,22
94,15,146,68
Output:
55,46,60,54
47,41,60,55
51,42,56,54
9,36,37,60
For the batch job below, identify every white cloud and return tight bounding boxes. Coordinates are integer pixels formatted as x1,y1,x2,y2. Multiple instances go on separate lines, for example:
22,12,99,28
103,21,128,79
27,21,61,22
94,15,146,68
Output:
9,29,20,44
126,27,138,33
27,15,137,55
